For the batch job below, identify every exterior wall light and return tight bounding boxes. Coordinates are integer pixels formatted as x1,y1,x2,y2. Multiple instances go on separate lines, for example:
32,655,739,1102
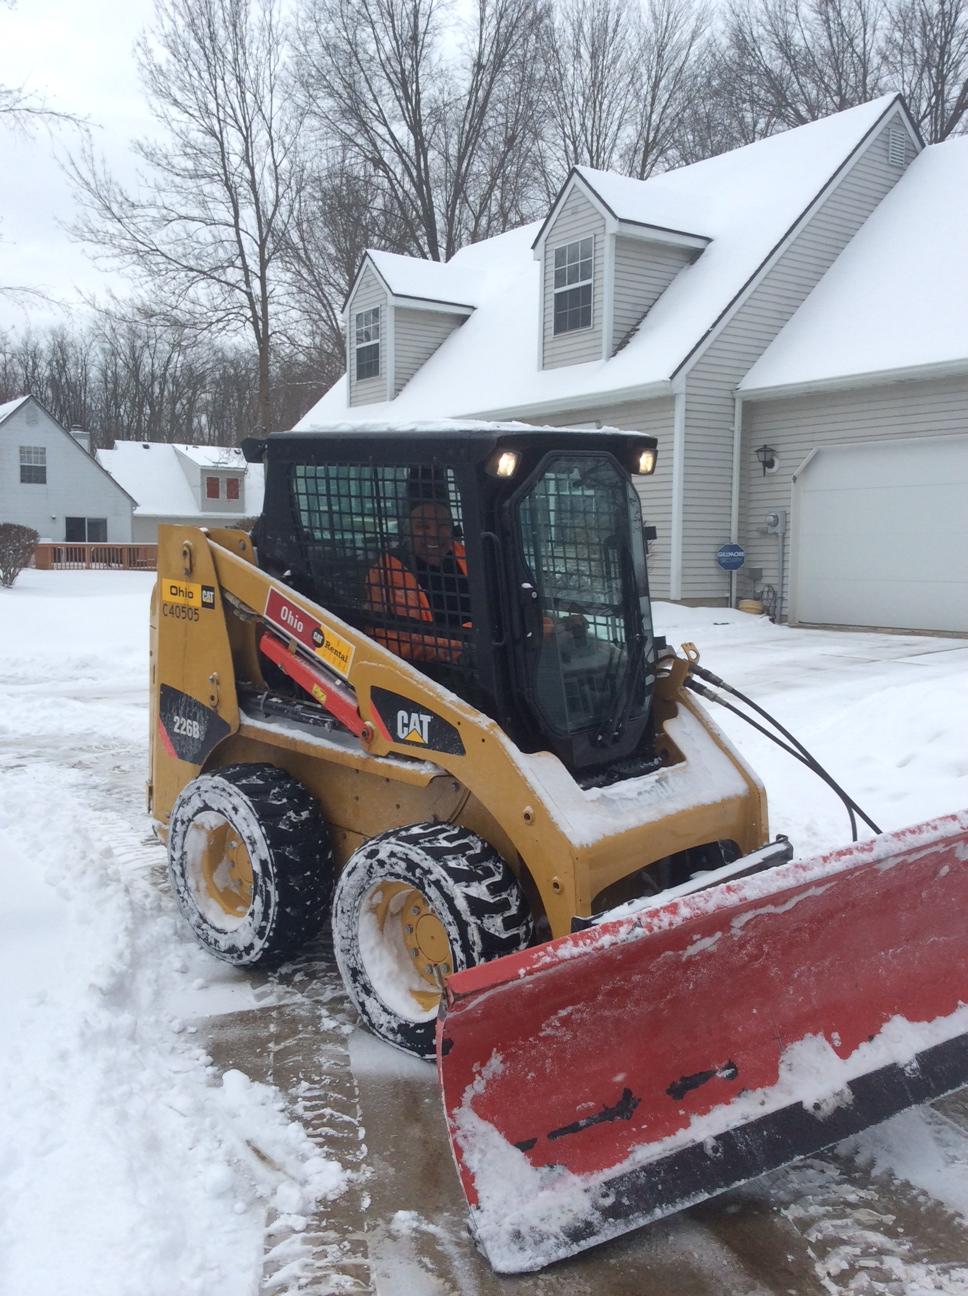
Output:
756,444,777,475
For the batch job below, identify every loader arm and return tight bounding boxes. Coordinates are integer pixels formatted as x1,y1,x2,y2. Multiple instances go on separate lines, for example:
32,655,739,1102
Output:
150,524,768,936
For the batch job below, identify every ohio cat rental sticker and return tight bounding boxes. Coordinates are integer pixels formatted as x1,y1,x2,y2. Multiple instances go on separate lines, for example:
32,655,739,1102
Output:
264,588,356,679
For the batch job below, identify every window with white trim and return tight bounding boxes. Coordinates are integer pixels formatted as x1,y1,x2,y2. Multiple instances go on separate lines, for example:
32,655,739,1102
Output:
355,307,381,380
19,445,46,484
553,237,594,334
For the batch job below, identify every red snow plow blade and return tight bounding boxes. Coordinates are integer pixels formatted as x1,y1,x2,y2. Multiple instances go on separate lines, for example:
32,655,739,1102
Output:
436,811,968,1273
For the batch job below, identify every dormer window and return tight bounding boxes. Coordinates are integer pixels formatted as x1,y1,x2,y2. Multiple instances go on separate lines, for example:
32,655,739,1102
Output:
206,475,220,499
553,237,593,334
355,307,381,380
226,477,240,500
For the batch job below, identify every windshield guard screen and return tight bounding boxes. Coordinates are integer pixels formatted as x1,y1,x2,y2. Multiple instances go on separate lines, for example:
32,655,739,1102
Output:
516,455,652,738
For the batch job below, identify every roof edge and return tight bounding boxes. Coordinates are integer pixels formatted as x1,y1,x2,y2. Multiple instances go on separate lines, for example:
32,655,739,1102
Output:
672,93,909,382
739,356,968,401
465,377,673,422
0,394,31,425
530,168,614,252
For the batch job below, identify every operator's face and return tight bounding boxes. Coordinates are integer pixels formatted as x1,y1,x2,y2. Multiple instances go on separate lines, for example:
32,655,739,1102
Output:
409,502,454,565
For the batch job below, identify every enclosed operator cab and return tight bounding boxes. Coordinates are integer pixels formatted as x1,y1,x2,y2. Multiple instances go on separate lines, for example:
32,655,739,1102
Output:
249,425,660,783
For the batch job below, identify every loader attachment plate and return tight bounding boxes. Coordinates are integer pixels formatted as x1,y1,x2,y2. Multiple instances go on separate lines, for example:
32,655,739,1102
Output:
436,811,968,1273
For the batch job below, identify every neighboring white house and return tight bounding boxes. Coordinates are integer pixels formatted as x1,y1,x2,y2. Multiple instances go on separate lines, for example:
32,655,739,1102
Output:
96,441,264,542
297,93,966,633
0,395,135,542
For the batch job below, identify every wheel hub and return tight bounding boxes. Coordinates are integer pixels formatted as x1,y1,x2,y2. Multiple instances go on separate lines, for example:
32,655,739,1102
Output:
196,818,254,918
369,882,454,1013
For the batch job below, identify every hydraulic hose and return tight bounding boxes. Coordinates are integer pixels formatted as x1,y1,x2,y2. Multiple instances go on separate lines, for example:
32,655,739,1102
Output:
684,664,882,841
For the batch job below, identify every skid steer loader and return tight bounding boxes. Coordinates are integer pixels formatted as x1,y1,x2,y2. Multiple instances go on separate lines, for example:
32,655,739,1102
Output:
149,422,968,1273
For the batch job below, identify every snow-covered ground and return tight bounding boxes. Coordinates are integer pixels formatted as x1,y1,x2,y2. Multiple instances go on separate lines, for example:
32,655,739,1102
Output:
1,569,966,1295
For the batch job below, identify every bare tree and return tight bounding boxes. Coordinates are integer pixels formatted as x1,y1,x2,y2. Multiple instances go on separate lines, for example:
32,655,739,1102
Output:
0,0,83,135
295,0,547,261
540,0,639,186
626,0,710,177
67,0,301,432
718,0,887,132
538,0,707,189
884,0,968,137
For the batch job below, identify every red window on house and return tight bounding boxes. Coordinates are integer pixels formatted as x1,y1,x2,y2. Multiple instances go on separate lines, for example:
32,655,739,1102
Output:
226,477,240,500
206,476,220,499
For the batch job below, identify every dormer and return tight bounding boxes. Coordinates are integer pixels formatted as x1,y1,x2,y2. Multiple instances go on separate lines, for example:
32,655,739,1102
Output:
344,252,476,405
532,169,710,369
172,445,248,511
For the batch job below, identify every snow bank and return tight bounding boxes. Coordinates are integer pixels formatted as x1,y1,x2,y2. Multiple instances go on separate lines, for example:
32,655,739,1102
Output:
0,571,348,1296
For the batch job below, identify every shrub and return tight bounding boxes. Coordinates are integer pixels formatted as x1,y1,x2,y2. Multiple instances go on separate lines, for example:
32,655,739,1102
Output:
0,522,39,588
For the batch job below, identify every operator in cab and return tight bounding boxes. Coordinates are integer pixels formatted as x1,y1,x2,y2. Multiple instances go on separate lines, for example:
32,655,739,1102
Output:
365,499,471,665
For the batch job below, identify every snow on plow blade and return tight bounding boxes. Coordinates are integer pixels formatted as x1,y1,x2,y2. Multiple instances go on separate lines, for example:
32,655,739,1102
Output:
436,812,968,1273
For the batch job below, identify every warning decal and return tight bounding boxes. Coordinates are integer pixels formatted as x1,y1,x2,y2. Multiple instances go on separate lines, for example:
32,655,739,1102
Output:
264,588,356,679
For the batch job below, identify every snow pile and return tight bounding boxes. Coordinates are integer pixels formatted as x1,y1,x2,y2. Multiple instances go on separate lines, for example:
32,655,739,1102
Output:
0,572,348,1296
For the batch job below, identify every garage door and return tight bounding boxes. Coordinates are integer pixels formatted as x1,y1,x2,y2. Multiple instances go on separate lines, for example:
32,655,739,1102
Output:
791,436,968,632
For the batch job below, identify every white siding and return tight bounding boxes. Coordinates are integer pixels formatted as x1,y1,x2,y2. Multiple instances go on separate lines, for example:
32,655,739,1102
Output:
542,187,605,369
521,397,675,598
394,308,463,396
740,373,968,620
347,266,388,406
0,401,133,542
612,239,694,355
680,108,916,601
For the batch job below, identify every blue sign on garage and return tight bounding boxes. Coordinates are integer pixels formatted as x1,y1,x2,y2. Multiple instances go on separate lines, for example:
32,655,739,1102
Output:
716,543,746,571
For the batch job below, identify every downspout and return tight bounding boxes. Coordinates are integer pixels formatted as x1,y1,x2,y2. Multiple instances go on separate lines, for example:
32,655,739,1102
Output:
729,394,744,609
670,385,686,601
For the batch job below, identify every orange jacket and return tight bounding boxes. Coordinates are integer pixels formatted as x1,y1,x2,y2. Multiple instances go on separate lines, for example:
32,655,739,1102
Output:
365,543,469,664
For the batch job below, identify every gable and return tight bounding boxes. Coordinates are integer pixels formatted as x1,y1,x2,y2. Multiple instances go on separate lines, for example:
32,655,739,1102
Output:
541,185,606,370
347,264,389,406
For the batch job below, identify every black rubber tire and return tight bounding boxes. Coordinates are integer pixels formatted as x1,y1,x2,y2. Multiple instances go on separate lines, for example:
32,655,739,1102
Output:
332,822,533,1058
167,763,333,967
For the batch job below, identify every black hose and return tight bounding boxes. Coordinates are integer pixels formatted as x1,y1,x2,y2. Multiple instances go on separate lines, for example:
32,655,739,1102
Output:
684,666,882,839
684,680,859,840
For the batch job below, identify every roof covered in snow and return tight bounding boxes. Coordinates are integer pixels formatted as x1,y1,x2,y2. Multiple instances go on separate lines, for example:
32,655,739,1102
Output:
741,135,968,395
97,440,264,518
361,250,477,309
0,395,30,425
300,95,902,428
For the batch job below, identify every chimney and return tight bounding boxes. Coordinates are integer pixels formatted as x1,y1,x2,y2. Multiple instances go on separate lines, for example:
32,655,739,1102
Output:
70,424,92,455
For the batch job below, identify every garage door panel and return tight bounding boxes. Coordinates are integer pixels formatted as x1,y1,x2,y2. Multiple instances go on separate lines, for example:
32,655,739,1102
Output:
800,576,968,631
793,437,968,632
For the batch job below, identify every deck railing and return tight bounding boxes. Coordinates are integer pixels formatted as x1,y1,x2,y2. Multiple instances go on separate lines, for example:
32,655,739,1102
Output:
34,542,158,571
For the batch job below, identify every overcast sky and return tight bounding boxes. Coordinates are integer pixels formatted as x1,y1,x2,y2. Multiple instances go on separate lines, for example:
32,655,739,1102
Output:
0,0,155,333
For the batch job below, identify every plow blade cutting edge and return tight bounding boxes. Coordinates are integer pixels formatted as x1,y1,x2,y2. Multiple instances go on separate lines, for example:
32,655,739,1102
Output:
436,811,968,1273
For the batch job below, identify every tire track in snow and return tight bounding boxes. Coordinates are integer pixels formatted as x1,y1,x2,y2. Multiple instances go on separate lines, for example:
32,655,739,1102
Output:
2,723,374,1295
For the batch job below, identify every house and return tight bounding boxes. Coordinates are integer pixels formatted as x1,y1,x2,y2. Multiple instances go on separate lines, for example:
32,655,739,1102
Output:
96,441,264,542
297,93,967,632
738,135,968,633
0,394,134,542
